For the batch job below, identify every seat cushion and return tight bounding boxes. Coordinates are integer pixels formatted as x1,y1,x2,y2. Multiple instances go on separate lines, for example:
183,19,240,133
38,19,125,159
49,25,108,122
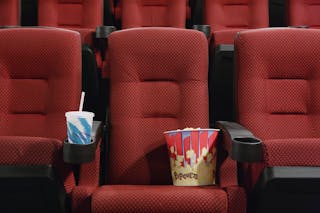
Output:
263,138,320,167
92,185,227,212
0,136,63,165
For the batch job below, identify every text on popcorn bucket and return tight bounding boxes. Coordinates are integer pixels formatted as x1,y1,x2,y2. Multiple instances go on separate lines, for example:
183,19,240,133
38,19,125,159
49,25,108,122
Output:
174,172,198,180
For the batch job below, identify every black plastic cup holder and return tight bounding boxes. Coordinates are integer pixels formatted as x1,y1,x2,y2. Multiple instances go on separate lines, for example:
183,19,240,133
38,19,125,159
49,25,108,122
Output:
96,26,116,39
63,140,97,164
193,25,211,39
231,137,262,163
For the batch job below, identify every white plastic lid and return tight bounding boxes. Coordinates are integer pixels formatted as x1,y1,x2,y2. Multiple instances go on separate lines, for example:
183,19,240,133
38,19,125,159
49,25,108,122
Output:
65,111,95,118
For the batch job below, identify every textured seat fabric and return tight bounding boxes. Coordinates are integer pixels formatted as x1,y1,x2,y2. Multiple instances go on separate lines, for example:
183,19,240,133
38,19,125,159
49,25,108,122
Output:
0,28,81,193
121,0,187,28
263,138,320,167
287,0,320,28
235,28,320,188
92,185,227,212
38,0,103,45
205,0,269,46
114,0,189,29
0,0,19,26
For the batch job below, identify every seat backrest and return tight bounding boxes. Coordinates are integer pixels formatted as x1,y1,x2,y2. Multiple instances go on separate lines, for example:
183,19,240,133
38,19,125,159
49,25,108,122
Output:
0,0,19,26
235,28,320,140
0,28,81,141
108,28,208,184
38,0,103,44
204,0,269,31
121,0,187,28
287,0,320,28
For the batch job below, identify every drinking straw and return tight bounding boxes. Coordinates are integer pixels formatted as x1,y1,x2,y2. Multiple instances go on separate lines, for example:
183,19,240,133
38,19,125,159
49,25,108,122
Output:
79,92,85,111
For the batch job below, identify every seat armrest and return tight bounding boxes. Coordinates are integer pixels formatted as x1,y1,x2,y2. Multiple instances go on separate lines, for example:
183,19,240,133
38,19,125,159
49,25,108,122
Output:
216,121,262,163
63,121,102,164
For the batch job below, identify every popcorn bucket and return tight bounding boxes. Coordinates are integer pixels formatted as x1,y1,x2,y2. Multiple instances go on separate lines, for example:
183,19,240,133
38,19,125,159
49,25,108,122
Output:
164,128,219,186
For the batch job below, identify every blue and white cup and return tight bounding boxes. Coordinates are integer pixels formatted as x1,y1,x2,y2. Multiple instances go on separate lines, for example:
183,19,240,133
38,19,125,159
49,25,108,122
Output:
65,111,95,144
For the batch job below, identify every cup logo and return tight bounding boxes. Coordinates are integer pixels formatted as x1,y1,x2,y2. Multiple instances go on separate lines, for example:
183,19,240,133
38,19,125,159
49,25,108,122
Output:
67,118,91,144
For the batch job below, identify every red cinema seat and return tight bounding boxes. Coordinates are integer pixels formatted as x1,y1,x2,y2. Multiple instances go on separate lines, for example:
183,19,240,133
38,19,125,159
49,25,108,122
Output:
287,0,320,28
119,0,188,29
74,28,246,213
218,28,320,212
204,0,269,46
0,0,19,26
0,28,81,212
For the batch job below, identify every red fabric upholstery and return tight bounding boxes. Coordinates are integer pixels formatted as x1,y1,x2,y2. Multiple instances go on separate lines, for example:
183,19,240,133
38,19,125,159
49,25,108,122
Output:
0,0,19,25
72,186,97,213
235,28,320,187
92,185,228,212
263,138,320,167
38,0,103,44
205,0,269,45
0,28,82,192
224,186,247,213
219,154,238,188
115,0,191,28
121,0,187,28
287,0,320,28
78,139,101,186
108,28,209,185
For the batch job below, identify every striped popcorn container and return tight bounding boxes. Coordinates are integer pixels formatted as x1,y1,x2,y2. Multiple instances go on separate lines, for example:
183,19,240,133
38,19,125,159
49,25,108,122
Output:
65,111,94,144
164,128,219,186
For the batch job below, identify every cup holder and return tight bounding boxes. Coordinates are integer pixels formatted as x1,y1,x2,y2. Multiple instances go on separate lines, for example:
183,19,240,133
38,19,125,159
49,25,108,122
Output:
63,140,97,164
231,137,262,162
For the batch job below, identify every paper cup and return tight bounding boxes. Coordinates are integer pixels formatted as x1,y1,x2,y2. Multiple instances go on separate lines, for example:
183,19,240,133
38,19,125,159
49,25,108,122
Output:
65,111,94,144
164,128,219,186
